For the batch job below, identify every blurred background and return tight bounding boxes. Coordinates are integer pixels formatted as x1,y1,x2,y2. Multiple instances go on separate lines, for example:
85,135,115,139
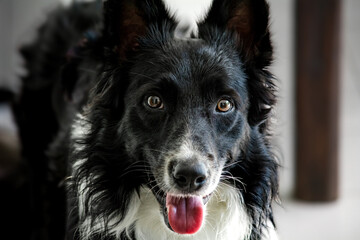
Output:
0,0,359,239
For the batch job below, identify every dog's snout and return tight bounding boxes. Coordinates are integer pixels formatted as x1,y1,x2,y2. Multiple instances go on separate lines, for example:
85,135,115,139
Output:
172,162,208,191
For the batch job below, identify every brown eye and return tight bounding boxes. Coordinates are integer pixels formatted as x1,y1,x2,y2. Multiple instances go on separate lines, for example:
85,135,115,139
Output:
217,99,233,112
147,96,163,109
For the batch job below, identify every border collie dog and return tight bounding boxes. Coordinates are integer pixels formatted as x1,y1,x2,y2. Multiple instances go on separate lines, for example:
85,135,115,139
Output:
18,0,278,239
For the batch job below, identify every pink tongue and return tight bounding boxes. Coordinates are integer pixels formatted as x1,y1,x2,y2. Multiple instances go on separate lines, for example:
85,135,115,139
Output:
166,195,204,234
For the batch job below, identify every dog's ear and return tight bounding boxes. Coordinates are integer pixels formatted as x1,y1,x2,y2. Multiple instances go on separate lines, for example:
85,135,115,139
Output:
199,0,274,131
198,0,272,66
103,0,175,60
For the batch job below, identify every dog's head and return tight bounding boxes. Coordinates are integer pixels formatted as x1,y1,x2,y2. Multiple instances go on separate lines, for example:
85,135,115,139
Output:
75,0,277,237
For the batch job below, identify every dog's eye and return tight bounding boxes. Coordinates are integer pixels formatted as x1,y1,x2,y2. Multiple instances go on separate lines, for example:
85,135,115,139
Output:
147,96,164,109
217,99,233,112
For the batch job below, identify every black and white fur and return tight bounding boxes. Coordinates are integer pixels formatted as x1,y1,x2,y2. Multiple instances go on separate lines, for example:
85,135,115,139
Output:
17,0,279,239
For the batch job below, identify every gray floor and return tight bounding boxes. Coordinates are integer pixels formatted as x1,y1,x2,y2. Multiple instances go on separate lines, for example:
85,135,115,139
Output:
1,0,359,239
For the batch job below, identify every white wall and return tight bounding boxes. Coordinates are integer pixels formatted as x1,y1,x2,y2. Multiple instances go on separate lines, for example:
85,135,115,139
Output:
0,0,59,91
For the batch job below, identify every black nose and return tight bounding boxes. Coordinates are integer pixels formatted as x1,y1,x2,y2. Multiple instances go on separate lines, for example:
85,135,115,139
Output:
172,162,208,191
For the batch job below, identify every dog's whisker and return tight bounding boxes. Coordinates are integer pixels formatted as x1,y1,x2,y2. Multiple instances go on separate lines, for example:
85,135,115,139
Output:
141,147,172,155
121,161,147,171
117,163,151,179
223,160,242,169
220,172,247,191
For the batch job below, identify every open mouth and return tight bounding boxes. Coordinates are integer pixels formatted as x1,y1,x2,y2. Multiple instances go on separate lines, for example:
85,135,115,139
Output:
148,180,213,235
166,193,212,234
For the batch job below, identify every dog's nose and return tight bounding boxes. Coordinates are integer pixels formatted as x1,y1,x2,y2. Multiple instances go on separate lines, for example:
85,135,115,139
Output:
173,162,208,191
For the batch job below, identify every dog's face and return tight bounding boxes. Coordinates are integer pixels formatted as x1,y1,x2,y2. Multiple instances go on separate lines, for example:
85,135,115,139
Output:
124,39,249,188
75,0,276,237
120,39,249,233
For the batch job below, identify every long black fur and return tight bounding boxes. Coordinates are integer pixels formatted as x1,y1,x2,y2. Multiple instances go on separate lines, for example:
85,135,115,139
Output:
16,0,279,239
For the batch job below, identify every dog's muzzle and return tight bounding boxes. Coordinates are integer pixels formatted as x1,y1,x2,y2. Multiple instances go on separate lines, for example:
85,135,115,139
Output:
172,161,208,192
162,160,212,234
